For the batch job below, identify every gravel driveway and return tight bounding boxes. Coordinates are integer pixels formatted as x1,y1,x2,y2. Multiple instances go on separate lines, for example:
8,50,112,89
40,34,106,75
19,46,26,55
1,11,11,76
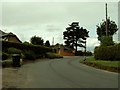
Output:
2,59,50,88
2,67,27,88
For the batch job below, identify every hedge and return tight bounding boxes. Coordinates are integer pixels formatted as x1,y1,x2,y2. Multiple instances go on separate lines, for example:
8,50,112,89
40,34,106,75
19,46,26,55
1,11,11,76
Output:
2,41,52,59
7,47,21,54
22,50,37,60
1,52,10,60
94,44,120,60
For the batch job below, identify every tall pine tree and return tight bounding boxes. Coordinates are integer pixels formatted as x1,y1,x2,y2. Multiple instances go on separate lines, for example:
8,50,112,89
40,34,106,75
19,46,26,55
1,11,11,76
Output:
63,22,89,52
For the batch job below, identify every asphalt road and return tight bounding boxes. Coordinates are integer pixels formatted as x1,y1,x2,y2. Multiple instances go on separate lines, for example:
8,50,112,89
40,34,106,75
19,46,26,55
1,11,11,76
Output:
18,56,118,88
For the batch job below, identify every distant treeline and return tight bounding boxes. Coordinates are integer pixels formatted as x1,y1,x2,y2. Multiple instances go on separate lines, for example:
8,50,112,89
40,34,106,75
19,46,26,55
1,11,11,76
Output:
75,50,93,56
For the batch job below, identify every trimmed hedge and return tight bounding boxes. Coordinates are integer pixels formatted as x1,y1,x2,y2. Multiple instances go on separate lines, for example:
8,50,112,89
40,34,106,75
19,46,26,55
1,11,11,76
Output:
94,44,120,60
7,47,21,54
2,41,52,53
22,50,36,60
1,52,10,60
2,41,52,60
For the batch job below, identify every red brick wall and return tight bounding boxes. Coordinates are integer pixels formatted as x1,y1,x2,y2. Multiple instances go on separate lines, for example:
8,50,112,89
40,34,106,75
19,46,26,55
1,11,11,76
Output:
54,45,75,56
60,50,75,56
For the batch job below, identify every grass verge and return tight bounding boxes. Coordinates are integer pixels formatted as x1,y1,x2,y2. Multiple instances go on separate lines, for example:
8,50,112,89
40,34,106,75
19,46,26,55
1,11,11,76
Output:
80,56,120,73
2,59,23,68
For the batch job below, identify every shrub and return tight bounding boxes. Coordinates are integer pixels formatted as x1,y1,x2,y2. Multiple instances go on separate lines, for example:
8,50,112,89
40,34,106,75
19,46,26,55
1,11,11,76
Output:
23,41,30,45
2,52,9,60
7,47,21,54
94,44,120,61
94,46,100,60
2,41,52,60
114,44,120,60
22,50,36,60
2,41,52,55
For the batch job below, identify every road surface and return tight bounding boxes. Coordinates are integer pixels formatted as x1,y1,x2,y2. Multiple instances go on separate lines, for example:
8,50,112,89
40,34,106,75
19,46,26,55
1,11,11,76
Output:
15,56,119,88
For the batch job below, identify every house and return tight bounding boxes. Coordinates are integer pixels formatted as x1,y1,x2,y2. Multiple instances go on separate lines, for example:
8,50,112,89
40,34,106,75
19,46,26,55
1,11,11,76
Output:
0,30,22,43
52,44,75,56
59,45,75,56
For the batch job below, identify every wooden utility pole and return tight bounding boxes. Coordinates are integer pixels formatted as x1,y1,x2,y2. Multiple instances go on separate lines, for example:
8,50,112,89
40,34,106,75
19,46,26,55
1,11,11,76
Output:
106,3,108,36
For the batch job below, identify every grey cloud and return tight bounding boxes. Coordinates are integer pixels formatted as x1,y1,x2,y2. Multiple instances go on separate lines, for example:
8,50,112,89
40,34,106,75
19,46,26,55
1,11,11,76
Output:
2,2,68,26
45,24,62,32
3,2,117,26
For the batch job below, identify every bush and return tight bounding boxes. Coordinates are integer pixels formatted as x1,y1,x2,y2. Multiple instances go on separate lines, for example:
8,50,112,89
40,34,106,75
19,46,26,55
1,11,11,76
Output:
2,41,52,55
1,52,9,60
94,47,99,60
114,44,120,60
94,44,120,61
2,41,52,60
22,50,36,60
7,47,21,54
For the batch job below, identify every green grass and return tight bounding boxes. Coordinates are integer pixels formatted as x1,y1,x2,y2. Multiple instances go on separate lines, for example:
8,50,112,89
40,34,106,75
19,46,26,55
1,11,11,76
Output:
84,56,119,67
80,56,120,73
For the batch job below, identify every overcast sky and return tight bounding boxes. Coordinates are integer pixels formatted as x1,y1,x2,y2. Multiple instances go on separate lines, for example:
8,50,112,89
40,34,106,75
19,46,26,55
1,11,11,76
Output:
1,0,119,51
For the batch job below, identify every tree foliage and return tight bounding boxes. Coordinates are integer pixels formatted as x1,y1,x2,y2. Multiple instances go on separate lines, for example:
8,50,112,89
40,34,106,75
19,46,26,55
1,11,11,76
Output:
23,41,30,45
96,18,118,42
63,22,89,51
100,36,114,46
45,40,50,47
30,35,44,45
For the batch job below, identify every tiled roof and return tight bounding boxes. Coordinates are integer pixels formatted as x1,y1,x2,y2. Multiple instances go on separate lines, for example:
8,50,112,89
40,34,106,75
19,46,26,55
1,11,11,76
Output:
0,30,7,35
2,32,15,37
0,30,22,43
